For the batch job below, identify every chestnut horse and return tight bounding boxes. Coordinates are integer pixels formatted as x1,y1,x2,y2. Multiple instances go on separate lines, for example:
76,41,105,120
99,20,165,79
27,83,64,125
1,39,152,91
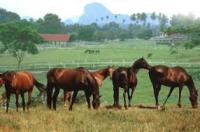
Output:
0,71,46,112
46,67,100,111
149,65,198,108
112,58,151,109
63,66,114,106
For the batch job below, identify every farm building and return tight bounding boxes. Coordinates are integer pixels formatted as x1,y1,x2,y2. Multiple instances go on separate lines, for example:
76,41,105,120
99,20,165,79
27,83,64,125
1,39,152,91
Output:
39,33,71,48
151,33,188,45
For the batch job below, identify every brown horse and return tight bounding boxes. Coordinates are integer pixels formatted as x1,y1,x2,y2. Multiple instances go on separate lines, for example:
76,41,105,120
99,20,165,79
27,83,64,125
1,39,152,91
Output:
63,66,114,106
112,58,151,109
46,67,100,111
0,71,46,112
149,65,198,108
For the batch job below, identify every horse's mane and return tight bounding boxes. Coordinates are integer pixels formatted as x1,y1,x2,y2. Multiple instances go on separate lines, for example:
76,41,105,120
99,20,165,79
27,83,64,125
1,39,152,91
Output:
3,71,16,75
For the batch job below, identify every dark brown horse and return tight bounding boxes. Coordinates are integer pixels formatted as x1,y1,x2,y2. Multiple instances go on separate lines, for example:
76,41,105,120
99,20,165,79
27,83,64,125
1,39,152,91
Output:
149,65,198,108
112,58,151,109
46,67,100,111
0,71,46,112
63,66,114,106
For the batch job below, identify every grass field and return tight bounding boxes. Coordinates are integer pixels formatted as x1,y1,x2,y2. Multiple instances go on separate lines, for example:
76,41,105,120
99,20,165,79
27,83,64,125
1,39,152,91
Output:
0,39,200,131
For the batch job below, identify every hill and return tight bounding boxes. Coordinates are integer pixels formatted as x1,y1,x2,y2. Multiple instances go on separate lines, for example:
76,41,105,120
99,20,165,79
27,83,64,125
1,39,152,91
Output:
64,3,161,26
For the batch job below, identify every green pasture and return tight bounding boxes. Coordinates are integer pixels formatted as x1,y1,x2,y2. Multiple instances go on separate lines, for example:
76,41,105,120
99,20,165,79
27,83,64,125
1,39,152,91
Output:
0,39,200,107
0,39,200,66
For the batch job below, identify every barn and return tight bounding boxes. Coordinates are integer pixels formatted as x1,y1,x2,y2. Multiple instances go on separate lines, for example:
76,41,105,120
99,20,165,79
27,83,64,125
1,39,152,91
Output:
39,34,71,48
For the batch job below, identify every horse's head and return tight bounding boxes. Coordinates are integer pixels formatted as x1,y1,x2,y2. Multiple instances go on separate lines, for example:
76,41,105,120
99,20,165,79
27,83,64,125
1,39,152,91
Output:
106,66,115,80
132,58,152,70
92,95,101,109
1,71,15,83
189,89,198,108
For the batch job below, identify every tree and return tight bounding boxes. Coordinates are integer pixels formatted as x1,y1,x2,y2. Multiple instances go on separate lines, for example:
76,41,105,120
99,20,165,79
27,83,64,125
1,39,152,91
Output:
166,14,200,49
0,8,20,23
36,13,66,33
151,12,156,20
159,14,168,32
0,21,43,70
131,14,136,21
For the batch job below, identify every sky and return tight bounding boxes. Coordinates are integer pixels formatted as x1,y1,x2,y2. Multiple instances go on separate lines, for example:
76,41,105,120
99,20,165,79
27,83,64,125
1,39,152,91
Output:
0,0,200,21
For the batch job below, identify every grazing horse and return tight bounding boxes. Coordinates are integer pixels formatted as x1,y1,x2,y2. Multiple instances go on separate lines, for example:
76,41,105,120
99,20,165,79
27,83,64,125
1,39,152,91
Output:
112,58,151,109
84,49,100,54
149,65,198,108
63,66,114,106
0,71,46,112
46,67,100,111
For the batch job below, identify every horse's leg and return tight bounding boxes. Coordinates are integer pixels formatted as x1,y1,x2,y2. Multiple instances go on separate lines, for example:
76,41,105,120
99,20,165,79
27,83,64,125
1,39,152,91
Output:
63,90,66,106
113,86,117,106
47,83,53,109
128,87,135,107
123,86,128,109
113,86,119,107
153,83,161,106
177,86,183,108
21,93,25,111
27,91,32,110
53,87,60,110
69,90,78,111
162,87,175,107
84,89,91,109
5,91,10,113
15,93,19,112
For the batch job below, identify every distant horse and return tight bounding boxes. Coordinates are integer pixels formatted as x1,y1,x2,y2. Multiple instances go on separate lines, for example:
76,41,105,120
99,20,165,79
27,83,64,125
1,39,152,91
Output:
84,49,100,54
0,71,46,112
149,65,198,108
46,67,100,111
112,58,151,109
63,66,114,106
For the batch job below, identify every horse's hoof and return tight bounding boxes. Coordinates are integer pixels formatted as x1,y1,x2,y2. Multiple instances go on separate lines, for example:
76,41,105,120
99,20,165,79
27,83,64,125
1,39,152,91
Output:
158,106,165,111
157,105,162,110
128,104,131,107
177,104,182,108
124,105,128,110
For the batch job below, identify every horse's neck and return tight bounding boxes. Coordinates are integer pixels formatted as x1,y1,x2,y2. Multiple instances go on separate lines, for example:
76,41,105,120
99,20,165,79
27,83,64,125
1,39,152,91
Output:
131,66,139,74
187,77,196,94
95,70,107,80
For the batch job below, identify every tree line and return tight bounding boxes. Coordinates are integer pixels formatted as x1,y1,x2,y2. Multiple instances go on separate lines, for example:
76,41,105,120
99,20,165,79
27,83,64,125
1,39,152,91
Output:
0,8,200,69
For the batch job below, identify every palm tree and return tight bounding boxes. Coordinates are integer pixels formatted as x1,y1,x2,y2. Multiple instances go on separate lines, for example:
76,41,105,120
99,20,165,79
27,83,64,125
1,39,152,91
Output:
151,12,156,20
131,14,136,21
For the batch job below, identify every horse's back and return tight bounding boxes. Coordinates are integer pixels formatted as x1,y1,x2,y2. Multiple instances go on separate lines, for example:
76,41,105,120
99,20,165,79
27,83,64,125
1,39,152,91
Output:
149,65,191,85
112,67,128,87
11,71,34,90
47,68,92,89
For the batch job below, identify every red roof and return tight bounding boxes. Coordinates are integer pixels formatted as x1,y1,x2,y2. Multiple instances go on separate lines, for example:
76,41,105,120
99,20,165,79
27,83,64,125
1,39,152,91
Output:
39,34,70,41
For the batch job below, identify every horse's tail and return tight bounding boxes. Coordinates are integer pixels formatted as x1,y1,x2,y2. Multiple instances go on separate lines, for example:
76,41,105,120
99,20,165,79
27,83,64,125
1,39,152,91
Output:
34,78,46,92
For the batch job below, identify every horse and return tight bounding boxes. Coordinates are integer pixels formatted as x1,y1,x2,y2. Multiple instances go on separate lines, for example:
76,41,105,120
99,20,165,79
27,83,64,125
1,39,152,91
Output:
46,67,100,111
0,71,46,112
84,49,100,54
112,58,151,109
63,66,114,106
149,65,198,108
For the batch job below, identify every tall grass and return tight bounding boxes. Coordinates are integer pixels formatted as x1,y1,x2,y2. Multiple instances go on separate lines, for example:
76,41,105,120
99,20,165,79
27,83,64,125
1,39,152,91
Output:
0,105,200,132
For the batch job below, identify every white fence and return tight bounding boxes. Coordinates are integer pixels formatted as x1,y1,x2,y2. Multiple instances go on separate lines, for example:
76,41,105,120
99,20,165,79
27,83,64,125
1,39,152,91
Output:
0,60,199,73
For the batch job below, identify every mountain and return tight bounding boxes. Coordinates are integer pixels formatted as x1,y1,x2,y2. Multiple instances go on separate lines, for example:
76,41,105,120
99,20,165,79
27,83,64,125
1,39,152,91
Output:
64,2,161,26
